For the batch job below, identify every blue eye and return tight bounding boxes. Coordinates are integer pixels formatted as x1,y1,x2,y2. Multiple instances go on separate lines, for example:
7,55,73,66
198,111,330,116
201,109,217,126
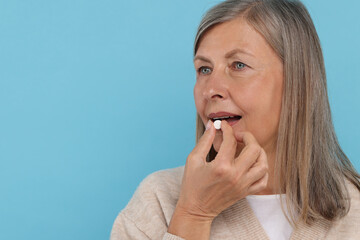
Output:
233,62,246,70
198,66,212,75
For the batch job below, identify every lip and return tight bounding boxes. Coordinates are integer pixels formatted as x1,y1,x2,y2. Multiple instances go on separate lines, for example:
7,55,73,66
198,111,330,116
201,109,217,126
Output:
208,111,240,118
208,112,242,127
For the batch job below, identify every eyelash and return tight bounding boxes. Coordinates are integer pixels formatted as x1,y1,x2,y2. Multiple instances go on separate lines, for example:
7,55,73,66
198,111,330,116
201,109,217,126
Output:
197,66,212,75
231,61,247,70
197,61,248,75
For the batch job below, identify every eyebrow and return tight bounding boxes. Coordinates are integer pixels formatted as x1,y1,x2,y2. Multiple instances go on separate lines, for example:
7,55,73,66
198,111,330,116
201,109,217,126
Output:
194,48,255,62
225,48,255,58
193,55,212,63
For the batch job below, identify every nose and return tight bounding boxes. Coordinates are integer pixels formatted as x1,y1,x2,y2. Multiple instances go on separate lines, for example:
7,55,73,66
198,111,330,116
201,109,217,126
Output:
203,68,229,101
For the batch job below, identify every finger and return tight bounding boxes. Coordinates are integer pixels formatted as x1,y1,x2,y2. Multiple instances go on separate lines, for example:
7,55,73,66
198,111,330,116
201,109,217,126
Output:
245,159,267,183
191,120,216,159
248,172,269,195
234,131,259,146
252,148,268,170
235,142,262,171
245,149,268,187
215,120,237,162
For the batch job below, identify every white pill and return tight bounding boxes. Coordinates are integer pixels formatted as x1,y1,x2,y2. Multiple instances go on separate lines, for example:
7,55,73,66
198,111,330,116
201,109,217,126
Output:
214,120,221,130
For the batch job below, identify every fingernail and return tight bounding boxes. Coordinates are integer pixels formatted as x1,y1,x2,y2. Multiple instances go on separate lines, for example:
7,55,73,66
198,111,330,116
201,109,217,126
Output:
205,120,212,130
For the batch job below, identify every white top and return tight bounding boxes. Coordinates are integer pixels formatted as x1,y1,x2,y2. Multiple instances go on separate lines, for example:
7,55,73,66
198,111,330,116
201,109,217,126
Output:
246,194,293,240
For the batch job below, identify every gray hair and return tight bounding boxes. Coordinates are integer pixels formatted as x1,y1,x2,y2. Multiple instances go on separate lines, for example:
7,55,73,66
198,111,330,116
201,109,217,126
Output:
194,0,360,225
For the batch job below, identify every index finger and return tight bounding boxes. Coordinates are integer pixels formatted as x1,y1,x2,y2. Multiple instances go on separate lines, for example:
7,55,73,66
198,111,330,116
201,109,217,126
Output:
215,120,237,162
234,132,265,171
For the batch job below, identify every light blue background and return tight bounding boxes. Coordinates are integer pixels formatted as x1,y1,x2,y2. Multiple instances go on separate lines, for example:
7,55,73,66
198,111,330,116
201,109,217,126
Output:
0,0,359,239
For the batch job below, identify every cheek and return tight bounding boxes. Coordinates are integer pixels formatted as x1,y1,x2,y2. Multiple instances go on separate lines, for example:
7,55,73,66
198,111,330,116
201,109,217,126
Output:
247,85,282,147
193,84,205,115
229,76,282,144
255,78,282,126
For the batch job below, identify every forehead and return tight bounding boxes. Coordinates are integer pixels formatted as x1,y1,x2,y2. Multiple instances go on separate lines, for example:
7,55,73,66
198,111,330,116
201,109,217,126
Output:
196,17,273,58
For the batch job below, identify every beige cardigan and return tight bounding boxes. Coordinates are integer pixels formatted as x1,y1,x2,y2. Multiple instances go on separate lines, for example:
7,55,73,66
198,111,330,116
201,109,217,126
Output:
110,166,360,240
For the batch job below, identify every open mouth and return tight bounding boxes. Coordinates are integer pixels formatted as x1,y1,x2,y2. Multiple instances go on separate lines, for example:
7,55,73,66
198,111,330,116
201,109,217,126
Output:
210,116,242,126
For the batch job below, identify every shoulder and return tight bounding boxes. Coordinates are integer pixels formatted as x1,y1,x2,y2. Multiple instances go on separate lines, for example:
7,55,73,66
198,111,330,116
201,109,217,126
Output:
140,166,185,192
113,166,184,238
326,180,360,239
345,179,360,217
342,179,360,220
127,165,184,213
111,166,184,239
134,166,184,205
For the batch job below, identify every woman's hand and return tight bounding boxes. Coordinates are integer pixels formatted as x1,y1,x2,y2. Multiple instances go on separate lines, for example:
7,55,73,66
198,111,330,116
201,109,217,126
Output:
168,120,268,239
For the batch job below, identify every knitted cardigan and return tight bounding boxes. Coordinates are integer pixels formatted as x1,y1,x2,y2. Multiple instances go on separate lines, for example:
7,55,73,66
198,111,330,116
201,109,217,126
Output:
110,166,360,240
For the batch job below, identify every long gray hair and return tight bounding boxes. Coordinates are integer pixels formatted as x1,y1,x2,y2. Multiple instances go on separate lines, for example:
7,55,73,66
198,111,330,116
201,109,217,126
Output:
194,0,360,225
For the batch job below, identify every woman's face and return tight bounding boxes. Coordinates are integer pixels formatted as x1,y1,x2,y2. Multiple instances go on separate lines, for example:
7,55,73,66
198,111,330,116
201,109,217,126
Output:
194,17,283,155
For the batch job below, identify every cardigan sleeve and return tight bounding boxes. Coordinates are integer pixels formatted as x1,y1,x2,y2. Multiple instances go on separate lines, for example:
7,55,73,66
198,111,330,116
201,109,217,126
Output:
110,212,151,239
162,233,185,240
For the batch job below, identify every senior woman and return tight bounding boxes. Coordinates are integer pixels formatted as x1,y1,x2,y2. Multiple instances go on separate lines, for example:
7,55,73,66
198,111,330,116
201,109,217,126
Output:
111,0,360,239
